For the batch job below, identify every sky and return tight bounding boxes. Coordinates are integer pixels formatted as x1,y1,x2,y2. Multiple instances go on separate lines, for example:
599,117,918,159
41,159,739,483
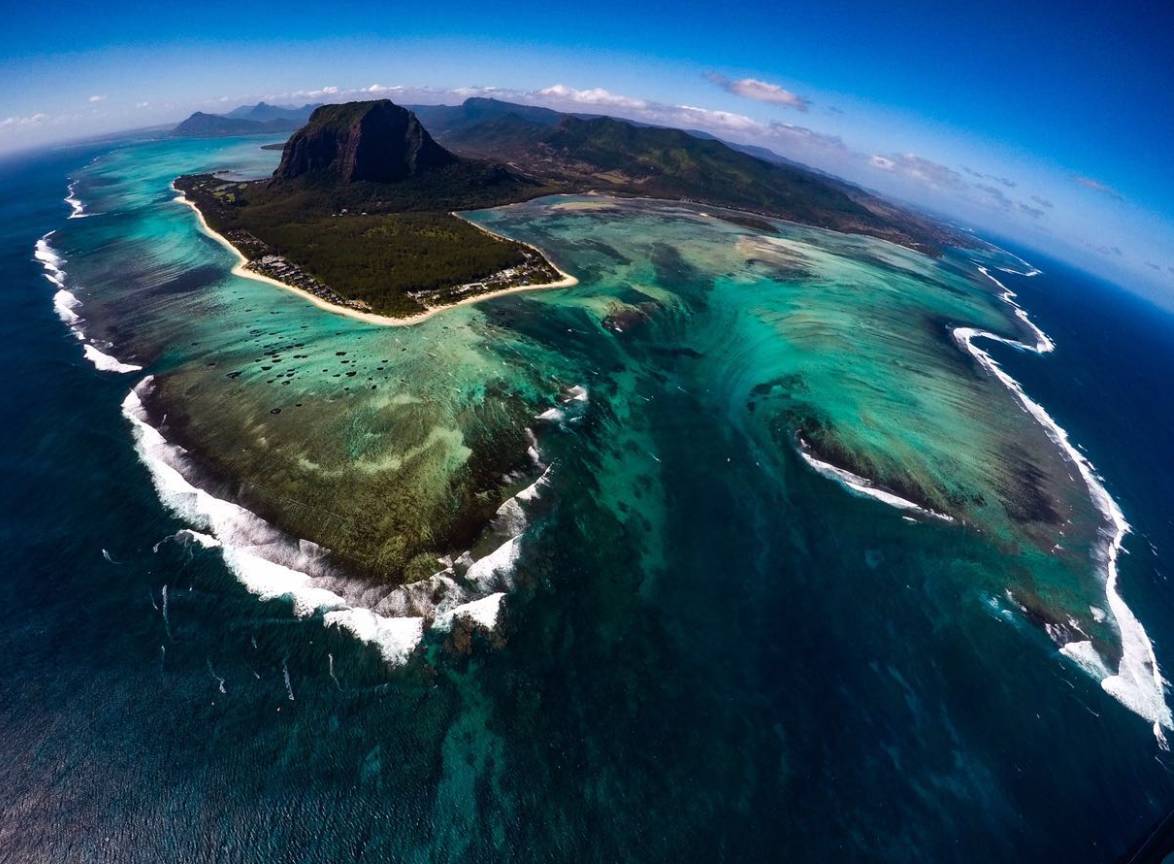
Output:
2,0,1172,303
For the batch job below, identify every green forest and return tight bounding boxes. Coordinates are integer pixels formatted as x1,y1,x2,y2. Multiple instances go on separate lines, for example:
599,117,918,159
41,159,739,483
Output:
256,213,527,315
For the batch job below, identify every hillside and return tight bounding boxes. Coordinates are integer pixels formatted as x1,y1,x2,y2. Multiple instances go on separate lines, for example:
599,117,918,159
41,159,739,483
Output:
416,98,963,253
172,111,304,138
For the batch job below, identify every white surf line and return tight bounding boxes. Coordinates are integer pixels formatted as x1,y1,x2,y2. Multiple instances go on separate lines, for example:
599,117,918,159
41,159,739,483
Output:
83,344,142,373
34,234,83,339
121,375,545,667
65,180,88,219
33,232,142,372
958,264,1172,744
796,437,954,522
976,266,1054,353
123,377,429,665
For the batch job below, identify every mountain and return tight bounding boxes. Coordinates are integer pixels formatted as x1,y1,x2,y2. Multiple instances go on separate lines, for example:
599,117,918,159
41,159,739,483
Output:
274,100,457,183
174,100,559,318
172,111,303,138
686,129,810,170
417,98,962,253
176,96,965,320
408,97,568,137
224,101,320,123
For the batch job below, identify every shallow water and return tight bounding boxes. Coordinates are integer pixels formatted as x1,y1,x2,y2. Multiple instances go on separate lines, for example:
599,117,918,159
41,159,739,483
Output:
2,136,1174,862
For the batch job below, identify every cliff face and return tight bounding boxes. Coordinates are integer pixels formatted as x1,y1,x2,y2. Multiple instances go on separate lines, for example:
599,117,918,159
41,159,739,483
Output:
274,100,457,183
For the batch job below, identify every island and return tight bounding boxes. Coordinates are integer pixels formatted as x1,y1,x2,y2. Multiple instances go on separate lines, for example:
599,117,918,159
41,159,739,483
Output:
175,98,967,322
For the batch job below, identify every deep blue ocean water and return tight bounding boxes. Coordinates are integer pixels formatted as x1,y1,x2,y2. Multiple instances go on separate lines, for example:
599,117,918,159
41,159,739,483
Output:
2,141,1174,862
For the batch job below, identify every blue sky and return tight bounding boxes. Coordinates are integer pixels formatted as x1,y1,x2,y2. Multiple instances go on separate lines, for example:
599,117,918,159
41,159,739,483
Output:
3,0,1172,302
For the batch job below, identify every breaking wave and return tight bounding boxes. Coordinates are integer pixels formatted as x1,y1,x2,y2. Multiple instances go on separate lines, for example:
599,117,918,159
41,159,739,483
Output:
957,264,1172,744
65,180,88,219
35,232,141,373
796,437,953,522
122,376,550,665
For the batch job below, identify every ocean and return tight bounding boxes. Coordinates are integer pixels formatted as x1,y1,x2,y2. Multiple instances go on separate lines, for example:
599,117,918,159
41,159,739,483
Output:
1,135,1172,863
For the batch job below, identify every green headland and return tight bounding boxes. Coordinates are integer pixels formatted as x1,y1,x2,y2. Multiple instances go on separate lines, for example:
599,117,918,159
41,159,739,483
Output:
174,99,966,320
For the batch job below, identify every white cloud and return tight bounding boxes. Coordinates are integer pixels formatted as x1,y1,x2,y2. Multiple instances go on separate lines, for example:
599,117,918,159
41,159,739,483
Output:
528,82,850,166
88,95,106,103
365,83,403,94
961,165,1017,188
869,152,966,190
706,73,810,111
292,85,340,99
974,182,1013,209
533,84,762,135
136,101,150,109
769,122,844,151
537,84,648,110
451,85,505,98
0,113,49,131
1073,174,1124,201
671,104,760,132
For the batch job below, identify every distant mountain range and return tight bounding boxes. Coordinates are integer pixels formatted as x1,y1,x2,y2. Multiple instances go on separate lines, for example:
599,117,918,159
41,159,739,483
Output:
402,98,959,252
171,98,943,250
224,101,321,123
172,102,320,137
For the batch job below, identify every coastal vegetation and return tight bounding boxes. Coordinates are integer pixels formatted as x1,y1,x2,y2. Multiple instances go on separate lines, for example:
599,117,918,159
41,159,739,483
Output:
175,101,563,317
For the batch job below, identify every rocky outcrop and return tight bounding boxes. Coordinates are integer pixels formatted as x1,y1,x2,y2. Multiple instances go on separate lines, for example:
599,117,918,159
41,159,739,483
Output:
274,100,457,183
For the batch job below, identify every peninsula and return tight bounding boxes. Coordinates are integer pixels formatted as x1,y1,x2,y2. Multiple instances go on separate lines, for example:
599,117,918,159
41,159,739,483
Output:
176,97,966,321
175,100,567,319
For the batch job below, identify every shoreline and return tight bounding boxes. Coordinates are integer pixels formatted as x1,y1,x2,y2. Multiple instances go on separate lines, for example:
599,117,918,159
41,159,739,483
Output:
171,185,578,327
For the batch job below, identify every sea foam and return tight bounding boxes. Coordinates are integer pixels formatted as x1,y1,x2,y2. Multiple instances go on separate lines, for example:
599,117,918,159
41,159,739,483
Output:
958,264,1172,743
433,592,506,632
122,377,546,665
34,234,66,286
53,289,83,330
36,232,141,372
65,181,88,219
796,440,953,522
84,344,142,373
